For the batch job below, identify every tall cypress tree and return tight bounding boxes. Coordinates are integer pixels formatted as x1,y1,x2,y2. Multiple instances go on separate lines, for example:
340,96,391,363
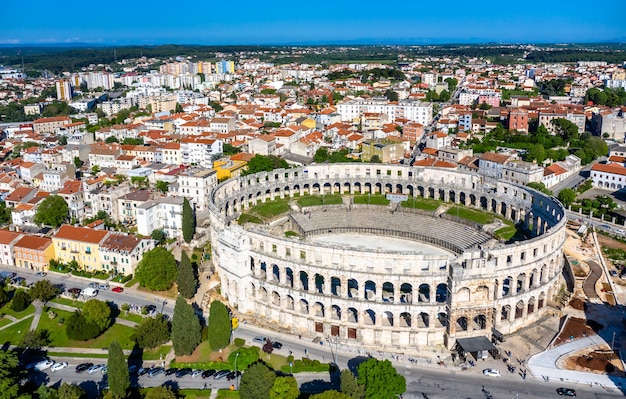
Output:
207,300,231,350
172,296,201,356
107,340,129,399
177,251,198,299
182,197,195,243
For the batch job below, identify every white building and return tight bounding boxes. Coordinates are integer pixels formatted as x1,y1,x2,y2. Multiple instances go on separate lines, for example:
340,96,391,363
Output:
136,197,185,239
337,98,432,126
173,169,218,212
591,163,626,190
99,233,155,276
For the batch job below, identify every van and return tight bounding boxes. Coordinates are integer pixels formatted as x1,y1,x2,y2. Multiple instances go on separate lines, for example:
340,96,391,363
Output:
81,287,98,297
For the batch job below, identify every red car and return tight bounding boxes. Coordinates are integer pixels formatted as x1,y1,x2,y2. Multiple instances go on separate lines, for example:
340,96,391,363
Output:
111,286,124,293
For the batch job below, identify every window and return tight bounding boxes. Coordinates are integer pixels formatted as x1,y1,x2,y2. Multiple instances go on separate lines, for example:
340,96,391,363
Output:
272,244,277,253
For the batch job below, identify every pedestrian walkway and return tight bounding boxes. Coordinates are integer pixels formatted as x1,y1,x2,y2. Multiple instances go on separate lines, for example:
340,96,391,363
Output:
45,301,139,328
30,301,43,330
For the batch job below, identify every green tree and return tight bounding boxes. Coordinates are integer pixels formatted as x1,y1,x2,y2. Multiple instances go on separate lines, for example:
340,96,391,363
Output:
28,279,60,303
143,386,178,399
445,77,458,92
11,290,31,312
314,148,330,163
33,195,68,227
91,165,101,174
171,296,201,356
207,300,231,350
526,182,552,196
310,391,351,399
135,247,177,291
58,383,85,399
175,103,184,113
18,328,50,349
105,136,119,144
340,369,365,399
243,155,289,175
269,376,299,399
155,180,170,194
357,358,406,399
107,341,129,399
558,188,577,207
0,286,8,307
133,314,171,349
177,251,197,299
223,143,242,156
551,118,579,142
182,197,195,244
384,89,398,102
369,155,381,163
0,350,29,399
36,384,58,399
150,229,165,244
66,311,100,341
239,362,276,399
0,201,12,224
82,298,112,333
73,156,84,169
122,137,144,145
228,347,260,370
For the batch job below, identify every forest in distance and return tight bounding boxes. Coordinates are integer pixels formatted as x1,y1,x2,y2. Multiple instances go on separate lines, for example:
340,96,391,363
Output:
0,43,625,74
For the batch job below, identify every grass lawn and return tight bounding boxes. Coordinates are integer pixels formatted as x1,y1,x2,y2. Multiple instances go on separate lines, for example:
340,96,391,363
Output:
0,303,36,319
37,308,135,349
178,389,213,399
446,206,494,224
117,312,144,324
297,194,343,207
124,278,137,288
401,197,441,211
50,297,84,309
0,318,13,328
143,345,172,361
48,352,108,359
237,214,263,225
494,226,517,241
216,390,239,398
0,318,33,344
353,194,390,206
251,198,290,218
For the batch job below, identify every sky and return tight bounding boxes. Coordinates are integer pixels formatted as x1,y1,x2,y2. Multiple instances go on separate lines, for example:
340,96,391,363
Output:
1,0,625,45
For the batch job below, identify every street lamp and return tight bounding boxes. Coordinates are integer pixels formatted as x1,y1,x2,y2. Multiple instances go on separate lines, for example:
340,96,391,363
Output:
234,352,240,390
326,335,338,366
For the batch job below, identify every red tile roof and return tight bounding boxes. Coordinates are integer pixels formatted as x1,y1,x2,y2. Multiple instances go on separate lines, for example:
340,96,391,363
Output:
53,225,108,244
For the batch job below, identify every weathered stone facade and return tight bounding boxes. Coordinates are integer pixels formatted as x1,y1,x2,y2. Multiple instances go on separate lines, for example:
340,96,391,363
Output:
208,164,566,353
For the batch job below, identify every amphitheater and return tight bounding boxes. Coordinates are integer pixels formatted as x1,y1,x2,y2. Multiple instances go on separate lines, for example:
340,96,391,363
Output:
208,164,567,352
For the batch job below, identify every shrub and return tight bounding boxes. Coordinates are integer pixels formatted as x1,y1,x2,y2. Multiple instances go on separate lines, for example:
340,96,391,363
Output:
11,290,31,312
234,338,245,347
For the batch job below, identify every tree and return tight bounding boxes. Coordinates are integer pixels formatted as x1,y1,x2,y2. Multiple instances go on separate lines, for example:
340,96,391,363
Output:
0,350,28,399
0,201,12,225
11,290,31,312
269,376,299,399
73,156,84,169
228,347,260,370
314,148,330,163
310,391,351,399
33,195,68,227
82,299,112,333
171,296,201,356
369,155,381,163
0,286,8,307
177,251,197,299
143,386,178,399
383,89,398,102
66,311,101,341
155,180,170,194
107,341,129,399
58,383,85,399
207,300,230,350
223,143,242,156
133,314,171,349
558,188,577,207
135,247,177,291
445,77,458,92
105,136,119,144
357,358,406,399
151,229,165,244
526,182,552,196
243,155,289,175
263,339,274,357
175,103,184,113
239,362,276,399
28,279,60,303
18,328,50,349
182,197,196,244
340,369,365,399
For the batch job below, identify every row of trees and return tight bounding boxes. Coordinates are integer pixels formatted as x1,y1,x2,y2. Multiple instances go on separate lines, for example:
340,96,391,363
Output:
134,247,198,298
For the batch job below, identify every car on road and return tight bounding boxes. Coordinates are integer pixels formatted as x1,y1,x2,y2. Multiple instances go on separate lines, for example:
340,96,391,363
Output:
67,287,81,296
213,370,230,380
75,363,93,373
482,368,500,377
112,286,124,293
35,272,47,277
11,277,25,285
201,369,216,378
148,367,165,378
138,367,151,376
88,364,105,374
51,362,68,372
128,365,140,374
253,336,266,344
87,282,99,288
99,283,110,290
556,388,576,397
191,369,203,378
144,305,157,314
34,359,54,371
101,366,108,374
227,371,241,380
272,341,283,349
175,368,192,378
165,368,177,376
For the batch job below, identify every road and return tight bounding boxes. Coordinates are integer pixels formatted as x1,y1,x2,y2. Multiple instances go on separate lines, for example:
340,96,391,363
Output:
4,266,626,398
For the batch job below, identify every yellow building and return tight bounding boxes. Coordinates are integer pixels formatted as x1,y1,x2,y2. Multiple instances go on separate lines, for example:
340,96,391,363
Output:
361,139,405,163
52,225,108,272
300,117,316,130
13,235,55,272
213,159,248,181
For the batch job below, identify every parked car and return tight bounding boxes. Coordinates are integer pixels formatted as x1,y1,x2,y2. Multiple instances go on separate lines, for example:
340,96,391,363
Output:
138,367,151,376
482,368,500,377
75,363,93,373
227,371,241,380
201,369,216,379
253,336,266,344
99,283,110,290
67,287,81,296
165,368,178,376
101,366,108,374
87,282,99,288
34,359,54,371
213,370,230,380
88,364,105,374
51,362,68,372
272,341,283,349
556,388,576,397
191,369,203,378
148,367,165,378
128,365,140,374
35,272,47,277
176,368,192,378
112,286,124,293
11,277,25,285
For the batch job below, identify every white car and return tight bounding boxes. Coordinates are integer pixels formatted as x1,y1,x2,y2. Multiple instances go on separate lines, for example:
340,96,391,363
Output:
34,359,54,371
88,364,105,374
51,362,68,372
483,368,500,377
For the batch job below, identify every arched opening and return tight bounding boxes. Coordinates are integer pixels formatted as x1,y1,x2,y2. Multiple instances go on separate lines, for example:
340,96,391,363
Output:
527,297,536,314
436,312,448,327
516,273,526,294
400,283,413,303
474,285,489,301
348,279,358,298
457,287,471,302
456,316,468,331
538,292,546,309
259,287,268,301
515,301,524,319
418,283,430,302
383,311,394,327
332,305,341,320
382,282,394,302
419,312,430,328
365,309,376,325
400,312,411,327
300,271,309,291
286,267,294,288
347,307,358,323
365,280,376,301
473,314,487,330
260,261,267,279
331,277,341,296
502,276,512,296
315,274,325,294
272,264,280,281
300,299,309,314
314,302,325,317
286,295,294,310
436,283,448,303
501,305,511,321
271,291,281,307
